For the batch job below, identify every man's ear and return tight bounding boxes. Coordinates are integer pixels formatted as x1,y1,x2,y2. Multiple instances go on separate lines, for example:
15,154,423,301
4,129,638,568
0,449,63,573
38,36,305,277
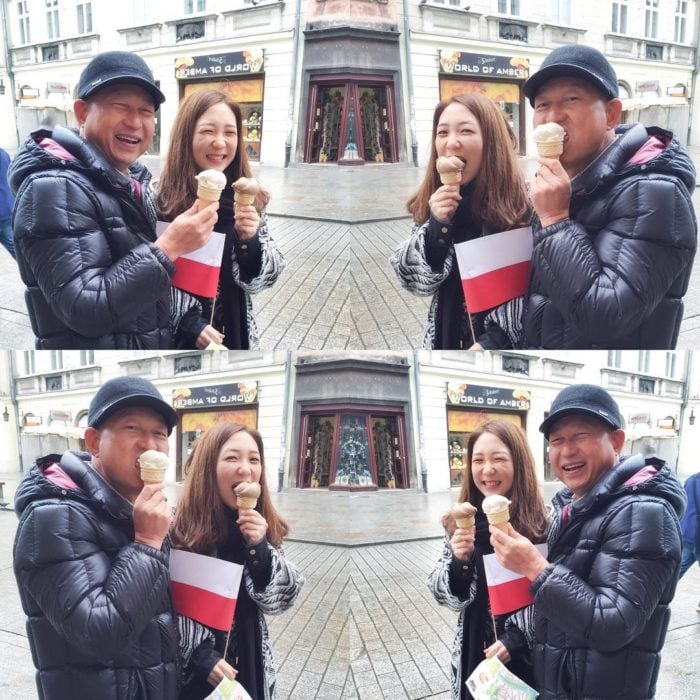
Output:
611,428,626,454
606,98,623,130
73,98,89,126
84,426,100,456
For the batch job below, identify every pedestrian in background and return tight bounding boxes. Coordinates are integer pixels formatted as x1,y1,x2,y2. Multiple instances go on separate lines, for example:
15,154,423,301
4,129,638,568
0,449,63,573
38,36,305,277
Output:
13,376,180,699
679,471,700,612
157,89,285,349
0,147,15,259
522,45,697,348
428,420,548,699
9,51,217,348
171,423,304,699
390,94,530,350
491,385,685,699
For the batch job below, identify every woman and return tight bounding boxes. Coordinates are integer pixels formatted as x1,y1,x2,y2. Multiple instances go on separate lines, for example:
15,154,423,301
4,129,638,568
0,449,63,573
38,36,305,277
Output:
171,423,304,699
158,90,285,349
428,420,548,699
390,94,530,349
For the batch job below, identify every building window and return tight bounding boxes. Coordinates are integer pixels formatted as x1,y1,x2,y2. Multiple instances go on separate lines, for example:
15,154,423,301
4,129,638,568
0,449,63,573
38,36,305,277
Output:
42,44,59,61
638,351,650,374
639,378,655,394
499,22,528,41
174,354,202,374
645,43,663,60
17,0,30,43
607,350,621,368
176,20,204,42
675,0,688,42
46,375,63,391
611,0,627,33
46,0,60,39
50,350,63,370
665,351,676,378
132,0,151,24
184,0,206,12
80,350,95,366
502,355,529,375
645,0,659,38
23,350,35,375
498,0,521,14
547,0,570,24
77,2,92,34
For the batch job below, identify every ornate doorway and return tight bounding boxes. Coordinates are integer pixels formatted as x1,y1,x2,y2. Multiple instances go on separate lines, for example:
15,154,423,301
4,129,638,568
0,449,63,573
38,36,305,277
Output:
304,75,398,164
298,406,408,489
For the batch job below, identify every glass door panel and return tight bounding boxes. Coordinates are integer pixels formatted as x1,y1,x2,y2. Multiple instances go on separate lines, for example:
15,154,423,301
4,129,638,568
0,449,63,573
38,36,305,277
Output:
358,86,393,163
370,415,405,488
300,414,336,488
333,413,374,487
312,85,345,163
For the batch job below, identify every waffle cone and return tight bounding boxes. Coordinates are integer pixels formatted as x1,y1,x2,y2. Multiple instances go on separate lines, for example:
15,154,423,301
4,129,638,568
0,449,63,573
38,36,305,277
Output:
140,466,166,484
196,184,223,206
439,172,462,185
455,518,475,531
234,192,256,206
536,141,564,158
486,509,510,531
236,496,258,509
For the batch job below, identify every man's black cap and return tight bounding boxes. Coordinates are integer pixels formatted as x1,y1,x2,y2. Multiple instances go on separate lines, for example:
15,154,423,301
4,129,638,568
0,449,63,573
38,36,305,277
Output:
540,384,623,439
88,377,177,435
77,51,165,108
523,45,618,107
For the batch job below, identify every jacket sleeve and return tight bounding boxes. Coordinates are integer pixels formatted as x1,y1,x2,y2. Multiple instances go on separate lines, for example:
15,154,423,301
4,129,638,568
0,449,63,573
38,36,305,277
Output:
501,604,535,662
178,614,219,684
530,497,682,652
427,536,477,612
230,212,285,294
243,544,304,616
13,173,175,337
390,220,454,296
170,287,207,349
530,174,696,345
13,500,171,658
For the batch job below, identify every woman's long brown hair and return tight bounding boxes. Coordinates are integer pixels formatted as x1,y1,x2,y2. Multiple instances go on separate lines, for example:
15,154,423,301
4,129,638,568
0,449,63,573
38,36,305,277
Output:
443,420,547,542
157,89,270,219
171,422,289,551
407,93,529,229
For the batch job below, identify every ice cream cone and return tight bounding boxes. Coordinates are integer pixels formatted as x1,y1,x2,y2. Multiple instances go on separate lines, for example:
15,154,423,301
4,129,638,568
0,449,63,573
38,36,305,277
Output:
232,177,260,206
451,502,477,531
436,155,464,185
234,482,261,510
195,169,227,208
533,122,565,159
138,450,169,484
482,495,511,533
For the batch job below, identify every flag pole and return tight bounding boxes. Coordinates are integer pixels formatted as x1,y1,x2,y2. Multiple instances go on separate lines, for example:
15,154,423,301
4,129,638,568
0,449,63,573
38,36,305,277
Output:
466,307,476,349
222,627,233,662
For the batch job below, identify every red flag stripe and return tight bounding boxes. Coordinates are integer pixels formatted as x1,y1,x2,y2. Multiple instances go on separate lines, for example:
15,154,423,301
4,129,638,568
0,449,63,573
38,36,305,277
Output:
172,257,221,298
171,580,237,631
460,260,531,313
487,576,534,615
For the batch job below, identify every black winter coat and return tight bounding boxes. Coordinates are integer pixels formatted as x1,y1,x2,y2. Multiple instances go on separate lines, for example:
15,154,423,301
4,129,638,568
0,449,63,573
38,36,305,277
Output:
531,454,685,699
9,125,175,348
13,451,180,700
524,123,697,349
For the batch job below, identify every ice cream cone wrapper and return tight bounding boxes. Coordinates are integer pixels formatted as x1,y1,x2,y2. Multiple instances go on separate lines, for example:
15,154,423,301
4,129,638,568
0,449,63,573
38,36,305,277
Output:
196,184,223,206
234,192,256,206
537,141,563,158
140,466,166,484
237,496,258,509
440,172,462,186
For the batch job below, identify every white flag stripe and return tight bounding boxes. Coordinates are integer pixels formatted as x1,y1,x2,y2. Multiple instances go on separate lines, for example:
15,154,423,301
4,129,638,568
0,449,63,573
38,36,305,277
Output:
454,226,533,278
170,549,243,598
483,544,548,585
156,221,226,266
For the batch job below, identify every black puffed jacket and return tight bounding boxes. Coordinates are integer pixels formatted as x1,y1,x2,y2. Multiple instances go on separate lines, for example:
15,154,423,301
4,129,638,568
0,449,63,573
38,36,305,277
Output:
531,454,685,699
9,125,175,348
524,123,697,349
13,451,180,700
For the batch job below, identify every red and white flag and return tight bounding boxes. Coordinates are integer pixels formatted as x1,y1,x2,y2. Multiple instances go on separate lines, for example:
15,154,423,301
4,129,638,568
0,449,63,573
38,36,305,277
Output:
156,221,226,298
483,544,547,615
454,226,533,313
170,549,243,631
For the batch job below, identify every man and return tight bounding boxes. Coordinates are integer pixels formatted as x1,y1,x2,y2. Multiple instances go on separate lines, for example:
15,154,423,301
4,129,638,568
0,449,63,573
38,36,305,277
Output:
0,147,15,259
9,51,218,348
491,384,685,699
522,45,697,348
678,470,700,611
13,376,180,699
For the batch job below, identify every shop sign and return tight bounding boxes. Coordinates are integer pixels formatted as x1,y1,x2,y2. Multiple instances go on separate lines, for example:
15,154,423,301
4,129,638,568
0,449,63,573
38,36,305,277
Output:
446,382,530,410
20,85,40,99
438,50,529,79
629,412,651,424
46,82,69,94
657,417,675,430
173,381,258,408
49,410,71,422
636,80,659,94
23,414,42,426
175,50,264,79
